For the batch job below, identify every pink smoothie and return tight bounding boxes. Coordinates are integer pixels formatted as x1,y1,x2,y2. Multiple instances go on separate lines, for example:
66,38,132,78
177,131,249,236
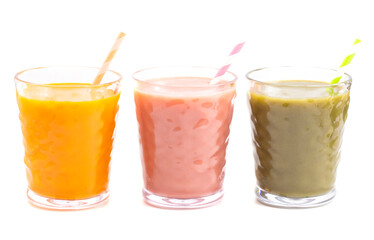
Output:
134,77,236,198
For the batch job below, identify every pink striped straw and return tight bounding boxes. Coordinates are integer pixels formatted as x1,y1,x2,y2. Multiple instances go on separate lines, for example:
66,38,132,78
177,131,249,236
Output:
210,42,245,84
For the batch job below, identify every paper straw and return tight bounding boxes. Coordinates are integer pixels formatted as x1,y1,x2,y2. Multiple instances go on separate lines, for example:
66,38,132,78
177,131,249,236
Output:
330,39,361,84
93,32,126,85
210,42,246,84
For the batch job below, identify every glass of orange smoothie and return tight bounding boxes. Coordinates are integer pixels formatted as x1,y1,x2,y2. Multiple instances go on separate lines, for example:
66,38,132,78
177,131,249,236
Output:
15,66,121,210
133,66,237,209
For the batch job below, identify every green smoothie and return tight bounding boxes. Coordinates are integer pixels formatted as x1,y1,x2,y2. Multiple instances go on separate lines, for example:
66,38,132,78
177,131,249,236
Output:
249,80,350,198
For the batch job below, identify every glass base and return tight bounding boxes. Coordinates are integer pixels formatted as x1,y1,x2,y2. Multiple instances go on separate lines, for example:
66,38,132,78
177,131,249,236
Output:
143,188,224,209
255,186,336,208
27,188,109,210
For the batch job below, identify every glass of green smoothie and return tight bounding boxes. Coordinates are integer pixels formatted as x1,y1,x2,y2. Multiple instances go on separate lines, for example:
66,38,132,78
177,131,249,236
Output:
246,66,351,208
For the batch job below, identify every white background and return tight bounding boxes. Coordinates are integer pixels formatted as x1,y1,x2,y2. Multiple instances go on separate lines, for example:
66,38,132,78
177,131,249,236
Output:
0,0,373,239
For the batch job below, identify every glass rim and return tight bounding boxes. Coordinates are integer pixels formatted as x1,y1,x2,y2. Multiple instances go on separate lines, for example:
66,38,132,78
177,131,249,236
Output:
246,66,352,88
132,65,238,88
14,66,122,88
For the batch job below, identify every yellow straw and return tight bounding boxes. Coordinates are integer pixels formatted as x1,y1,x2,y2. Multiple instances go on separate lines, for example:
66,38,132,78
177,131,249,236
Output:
330,39,361,84
93,32,126,85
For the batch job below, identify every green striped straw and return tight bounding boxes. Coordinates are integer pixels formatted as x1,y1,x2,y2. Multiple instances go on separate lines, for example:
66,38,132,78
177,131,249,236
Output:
330,39,361,84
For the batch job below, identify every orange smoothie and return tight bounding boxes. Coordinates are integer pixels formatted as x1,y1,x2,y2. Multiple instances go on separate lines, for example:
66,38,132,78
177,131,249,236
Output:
134,77,236,199
16,84,120,200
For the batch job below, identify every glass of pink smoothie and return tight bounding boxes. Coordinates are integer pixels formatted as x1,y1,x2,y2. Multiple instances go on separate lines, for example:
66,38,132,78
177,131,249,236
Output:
133,66,237,209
